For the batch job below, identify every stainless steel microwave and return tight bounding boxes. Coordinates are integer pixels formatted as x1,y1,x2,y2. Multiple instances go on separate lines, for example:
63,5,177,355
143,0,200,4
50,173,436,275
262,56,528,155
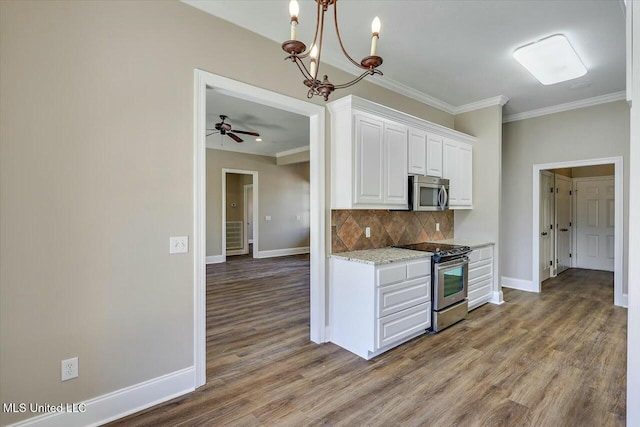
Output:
409,176,449,211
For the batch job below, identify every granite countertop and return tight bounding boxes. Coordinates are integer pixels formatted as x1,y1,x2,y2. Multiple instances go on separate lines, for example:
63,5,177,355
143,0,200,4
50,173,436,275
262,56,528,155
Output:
330,247,432,265
435,238,495,249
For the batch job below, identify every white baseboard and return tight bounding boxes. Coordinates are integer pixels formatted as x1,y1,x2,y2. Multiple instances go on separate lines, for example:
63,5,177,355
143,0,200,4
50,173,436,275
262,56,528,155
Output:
489,290,504,305
501,276,538,293
255,246,310,258
205,255,224,264
226,249,245,256
6,367,195,427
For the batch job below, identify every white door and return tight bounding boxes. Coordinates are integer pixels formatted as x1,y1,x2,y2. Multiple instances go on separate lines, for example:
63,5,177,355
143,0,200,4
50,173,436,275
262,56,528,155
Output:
408,128,427,176
555,175,572,274
540,171,555,281
442,138,459,205
354,114,384,204
576,177,614,271
426,133,443,177
383,122,408,205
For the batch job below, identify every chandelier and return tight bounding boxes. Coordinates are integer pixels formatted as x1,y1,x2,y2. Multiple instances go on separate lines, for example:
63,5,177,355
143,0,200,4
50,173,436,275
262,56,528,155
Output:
281,0,383,101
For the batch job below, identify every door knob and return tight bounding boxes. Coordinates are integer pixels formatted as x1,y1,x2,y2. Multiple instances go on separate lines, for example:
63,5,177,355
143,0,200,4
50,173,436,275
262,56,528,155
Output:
560,228,569,232
541,232,548,236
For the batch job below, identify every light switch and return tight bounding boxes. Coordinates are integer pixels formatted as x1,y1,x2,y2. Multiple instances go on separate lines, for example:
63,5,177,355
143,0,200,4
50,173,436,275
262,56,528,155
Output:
296,215,301,221
265,216,272,221
170,236,188,254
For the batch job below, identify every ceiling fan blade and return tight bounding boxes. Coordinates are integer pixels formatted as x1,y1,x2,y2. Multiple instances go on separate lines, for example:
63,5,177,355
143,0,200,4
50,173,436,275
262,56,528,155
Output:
231,130,260,137
206,131,219,137
227,133,243,143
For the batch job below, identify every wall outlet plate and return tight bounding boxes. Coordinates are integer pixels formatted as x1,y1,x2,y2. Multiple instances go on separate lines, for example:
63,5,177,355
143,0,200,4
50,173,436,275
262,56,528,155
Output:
170,236,188,254
61,357,78,381
365,227,371,238
436,223,440,232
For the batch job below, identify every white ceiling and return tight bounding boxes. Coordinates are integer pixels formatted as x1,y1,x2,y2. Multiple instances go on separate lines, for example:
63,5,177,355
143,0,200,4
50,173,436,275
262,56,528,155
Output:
186,0,626,119
206,88,309,156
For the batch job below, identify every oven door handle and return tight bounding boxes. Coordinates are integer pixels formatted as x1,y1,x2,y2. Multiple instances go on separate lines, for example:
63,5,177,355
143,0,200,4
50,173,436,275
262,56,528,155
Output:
439,185,448,209
435,256,469,269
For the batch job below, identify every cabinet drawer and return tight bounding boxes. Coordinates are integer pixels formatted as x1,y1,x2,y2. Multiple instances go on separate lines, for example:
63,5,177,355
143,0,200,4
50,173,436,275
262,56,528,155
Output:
377,277,430,318
376,302,430,350
407,259,430,279
468,246,493,263
377,263,407,286
468,278,492,310
469,260,492,282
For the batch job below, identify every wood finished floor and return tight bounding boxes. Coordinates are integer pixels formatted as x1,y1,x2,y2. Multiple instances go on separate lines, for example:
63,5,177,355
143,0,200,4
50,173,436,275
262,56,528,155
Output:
108,260,626,427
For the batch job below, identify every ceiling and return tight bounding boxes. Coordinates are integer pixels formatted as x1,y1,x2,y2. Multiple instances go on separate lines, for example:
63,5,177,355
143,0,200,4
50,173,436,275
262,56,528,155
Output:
186,0,626,119
207,88,309,156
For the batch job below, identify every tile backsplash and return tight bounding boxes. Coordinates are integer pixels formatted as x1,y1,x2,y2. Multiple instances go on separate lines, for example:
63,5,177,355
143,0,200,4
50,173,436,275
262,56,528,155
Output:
331,209,454,253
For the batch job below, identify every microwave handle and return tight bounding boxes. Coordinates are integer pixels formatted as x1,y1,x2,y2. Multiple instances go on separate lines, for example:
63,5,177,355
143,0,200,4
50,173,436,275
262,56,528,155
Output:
440,186,448,208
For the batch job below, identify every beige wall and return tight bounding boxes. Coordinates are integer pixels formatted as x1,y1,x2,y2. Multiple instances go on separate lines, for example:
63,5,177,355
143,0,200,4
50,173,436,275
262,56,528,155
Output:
572,164,615,178
207,150,310,256
277,149,310,166
502,101,630,293
454,105,503,295
0,1,456,424
550,167,573,178
225,173,250,222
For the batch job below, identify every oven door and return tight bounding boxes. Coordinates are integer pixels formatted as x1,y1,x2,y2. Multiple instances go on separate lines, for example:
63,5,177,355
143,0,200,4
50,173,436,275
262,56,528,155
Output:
413,183,449,211
433,257,469,311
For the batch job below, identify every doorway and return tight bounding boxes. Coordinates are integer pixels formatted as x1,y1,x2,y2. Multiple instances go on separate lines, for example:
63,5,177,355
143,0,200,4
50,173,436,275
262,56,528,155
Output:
193,70,326,388
222,170,257,259
532,157,624,307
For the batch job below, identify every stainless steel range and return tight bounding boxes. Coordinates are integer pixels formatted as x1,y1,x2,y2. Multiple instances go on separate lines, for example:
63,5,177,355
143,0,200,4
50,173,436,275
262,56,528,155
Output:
394,242,471,332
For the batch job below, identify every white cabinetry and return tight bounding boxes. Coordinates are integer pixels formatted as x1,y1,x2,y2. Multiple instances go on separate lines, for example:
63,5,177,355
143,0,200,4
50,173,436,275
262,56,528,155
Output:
408,128,427,175
443,138,473,208
330,257,431,360
426,134,444,177
328,95,475,210
467,245,494,310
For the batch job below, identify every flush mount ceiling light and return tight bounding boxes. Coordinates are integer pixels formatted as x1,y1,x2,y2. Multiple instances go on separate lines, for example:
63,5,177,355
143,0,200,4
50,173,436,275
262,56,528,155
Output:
282,0,383,101
513,34,587,85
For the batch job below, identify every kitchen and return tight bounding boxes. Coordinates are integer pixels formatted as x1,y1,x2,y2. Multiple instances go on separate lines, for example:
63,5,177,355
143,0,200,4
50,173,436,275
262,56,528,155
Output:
0,1,636,426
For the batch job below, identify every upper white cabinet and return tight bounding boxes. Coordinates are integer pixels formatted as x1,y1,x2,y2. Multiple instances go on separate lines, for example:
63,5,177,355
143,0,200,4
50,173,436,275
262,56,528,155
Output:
328,95,475,210
426,133,444,178
443,138,473,209
408,128,427,176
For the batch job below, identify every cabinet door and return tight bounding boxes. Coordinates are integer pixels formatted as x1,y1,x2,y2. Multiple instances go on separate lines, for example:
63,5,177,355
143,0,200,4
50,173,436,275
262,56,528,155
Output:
408,128,427,176
442,138,459,205
354,115,384,204
383,123,409,205
458,142,473,207
426,134,443,177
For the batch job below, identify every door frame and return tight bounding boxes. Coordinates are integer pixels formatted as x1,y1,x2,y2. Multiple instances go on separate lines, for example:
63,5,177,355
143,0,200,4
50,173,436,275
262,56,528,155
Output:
555,173,573,274
532,157,624,306
193,69,326,388
540,170,555,281
222,170,257,259
244,184,253,246
572,175,615,271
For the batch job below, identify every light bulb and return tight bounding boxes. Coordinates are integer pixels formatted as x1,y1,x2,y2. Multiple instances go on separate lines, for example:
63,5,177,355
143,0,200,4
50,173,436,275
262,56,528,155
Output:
310,45,318,78
371,17,381,35
289,0,299,18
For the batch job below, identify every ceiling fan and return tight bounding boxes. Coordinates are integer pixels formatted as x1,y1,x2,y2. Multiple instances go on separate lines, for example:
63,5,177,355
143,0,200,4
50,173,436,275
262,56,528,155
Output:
206,115,260,143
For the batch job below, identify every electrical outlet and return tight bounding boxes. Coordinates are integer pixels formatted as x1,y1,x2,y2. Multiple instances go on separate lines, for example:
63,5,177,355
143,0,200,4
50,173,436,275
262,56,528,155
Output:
265,216,272,221
61,357,78,381
365,227,371,238
296,215,301,221
436,223,440,232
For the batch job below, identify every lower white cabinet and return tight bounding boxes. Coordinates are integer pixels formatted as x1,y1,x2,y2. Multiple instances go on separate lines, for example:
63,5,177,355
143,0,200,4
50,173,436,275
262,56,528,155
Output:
330,257,431,360
467,245,494,310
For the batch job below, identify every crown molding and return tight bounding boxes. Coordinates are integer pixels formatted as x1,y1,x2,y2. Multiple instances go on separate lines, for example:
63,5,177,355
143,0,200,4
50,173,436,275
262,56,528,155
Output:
503,91,627,123
454,95,510,115
275,145,310,158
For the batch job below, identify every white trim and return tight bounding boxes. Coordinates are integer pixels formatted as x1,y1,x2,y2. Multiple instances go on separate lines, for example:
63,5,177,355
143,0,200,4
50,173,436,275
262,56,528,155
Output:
5,368,194,427
489,290,505,305
454,95,509,115
554,173,573,275
532,157,624,307
205,255,224,264
255,247,310,258
501,276,537,293
622,292,628,308
193,70,327,389
243,184,253,254
275,146,310,158
503,91,627,123
222,169,258,261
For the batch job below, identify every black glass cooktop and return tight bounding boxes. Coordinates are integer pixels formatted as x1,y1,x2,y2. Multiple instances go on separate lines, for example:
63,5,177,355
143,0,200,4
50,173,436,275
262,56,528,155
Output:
395,242,460,252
